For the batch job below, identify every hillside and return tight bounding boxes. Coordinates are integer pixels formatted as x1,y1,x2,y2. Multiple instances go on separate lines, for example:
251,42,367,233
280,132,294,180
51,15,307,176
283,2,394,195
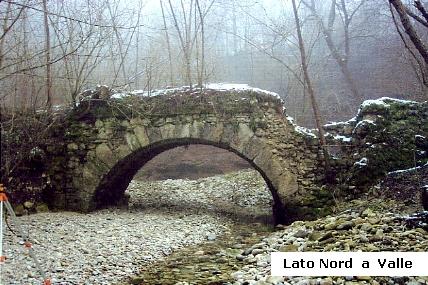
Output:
134,145,251,181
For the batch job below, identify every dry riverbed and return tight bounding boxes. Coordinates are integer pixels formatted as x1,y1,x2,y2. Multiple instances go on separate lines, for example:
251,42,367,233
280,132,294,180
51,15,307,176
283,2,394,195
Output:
1,170,272,285
125,198,428,285
2,170,428,285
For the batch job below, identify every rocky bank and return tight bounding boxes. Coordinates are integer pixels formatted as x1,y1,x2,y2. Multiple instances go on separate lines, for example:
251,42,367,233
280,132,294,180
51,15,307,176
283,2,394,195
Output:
227,206,428,285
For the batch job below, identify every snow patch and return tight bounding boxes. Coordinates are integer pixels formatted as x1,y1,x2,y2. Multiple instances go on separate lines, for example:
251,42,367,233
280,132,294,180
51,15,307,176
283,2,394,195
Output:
334,135,352,143
131,87,189,97
360,99,391,109
360,97,417,109
354,157,368,167
286,116,317,138
111,93,130,99
354,119,376,128
204,83,280,99
296,126,317,138
387,162,428,175
111,83,281,100
324,121,350,128
286,116,295,124
323,116,357,130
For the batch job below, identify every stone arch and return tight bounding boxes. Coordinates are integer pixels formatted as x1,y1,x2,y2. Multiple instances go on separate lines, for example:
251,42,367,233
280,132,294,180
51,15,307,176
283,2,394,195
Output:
92,138,286,220
53,88,326,224
75,117,300,224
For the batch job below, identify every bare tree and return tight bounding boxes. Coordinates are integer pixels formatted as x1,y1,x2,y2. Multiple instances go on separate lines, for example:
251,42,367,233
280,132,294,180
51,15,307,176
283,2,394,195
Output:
160,0,175,86
302,0,366,102
291,0,331,178
167,0,194,88
1,0,426,123
166,0,215,89
195,0,205,87
389,0,428,95
0,1,23,69
42,0,52,111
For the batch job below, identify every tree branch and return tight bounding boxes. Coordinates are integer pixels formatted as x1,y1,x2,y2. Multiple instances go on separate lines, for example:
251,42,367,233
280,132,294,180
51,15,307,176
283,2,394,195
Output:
0,40,87,81
389,2,427,86
415,0,428,24
389,0,428,65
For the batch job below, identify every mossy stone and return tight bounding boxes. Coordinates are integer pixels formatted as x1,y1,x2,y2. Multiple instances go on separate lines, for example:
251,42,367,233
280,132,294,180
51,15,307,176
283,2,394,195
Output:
35,203,49,213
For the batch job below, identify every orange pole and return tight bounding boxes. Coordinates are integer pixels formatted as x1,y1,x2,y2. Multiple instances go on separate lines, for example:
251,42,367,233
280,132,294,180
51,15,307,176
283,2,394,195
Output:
0,193,7,201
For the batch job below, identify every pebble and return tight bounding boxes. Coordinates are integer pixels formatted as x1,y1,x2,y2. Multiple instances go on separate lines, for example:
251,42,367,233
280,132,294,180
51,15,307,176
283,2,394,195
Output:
207,233,217,241
230,208,428,285
2,169,272,284
4,169,427,285
337,221,354,230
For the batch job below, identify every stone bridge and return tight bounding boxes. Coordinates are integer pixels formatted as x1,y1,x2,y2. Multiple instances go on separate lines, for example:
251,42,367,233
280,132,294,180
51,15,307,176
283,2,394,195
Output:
45,86,329,224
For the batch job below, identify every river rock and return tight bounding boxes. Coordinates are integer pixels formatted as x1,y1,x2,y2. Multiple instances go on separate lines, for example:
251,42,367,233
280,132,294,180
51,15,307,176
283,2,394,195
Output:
231,205,428,285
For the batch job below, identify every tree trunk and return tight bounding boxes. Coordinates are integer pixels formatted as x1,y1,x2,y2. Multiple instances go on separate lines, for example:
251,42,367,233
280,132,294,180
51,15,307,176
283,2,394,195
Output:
196,0,205,88
160,0,174,86
42,0,52,112
304,0,362,102
291,0,332,179
389,0,428,65
0,1,12,70
168,0,193,88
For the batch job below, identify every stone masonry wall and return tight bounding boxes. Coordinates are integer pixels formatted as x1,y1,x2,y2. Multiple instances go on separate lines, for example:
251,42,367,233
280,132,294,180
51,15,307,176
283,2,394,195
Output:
324,97,428,193
44,87,327,224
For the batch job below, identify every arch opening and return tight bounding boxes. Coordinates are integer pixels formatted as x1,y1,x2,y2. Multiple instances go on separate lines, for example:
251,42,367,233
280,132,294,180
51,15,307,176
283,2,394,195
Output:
134,144,252,181
91,138,288,224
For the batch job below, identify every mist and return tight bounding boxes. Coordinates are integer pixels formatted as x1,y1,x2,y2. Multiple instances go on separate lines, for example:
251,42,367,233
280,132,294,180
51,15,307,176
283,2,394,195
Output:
1,0,427,125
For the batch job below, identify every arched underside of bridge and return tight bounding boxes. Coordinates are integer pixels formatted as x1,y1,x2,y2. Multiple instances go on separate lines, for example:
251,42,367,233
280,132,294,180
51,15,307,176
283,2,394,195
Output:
90,138,289,224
